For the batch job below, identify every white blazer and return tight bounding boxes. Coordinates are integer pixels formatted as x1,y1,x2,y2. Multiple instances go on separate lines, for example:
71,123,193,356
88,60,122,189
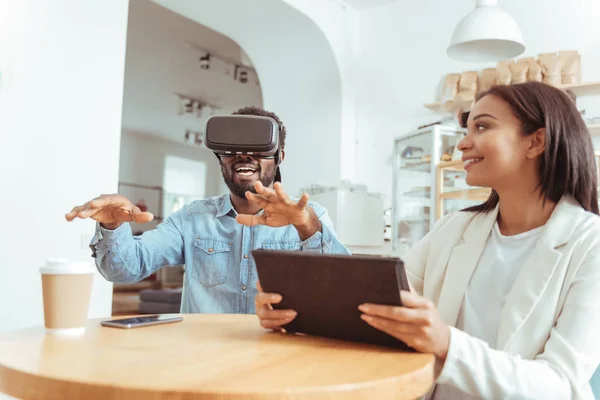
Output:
404,196,600,399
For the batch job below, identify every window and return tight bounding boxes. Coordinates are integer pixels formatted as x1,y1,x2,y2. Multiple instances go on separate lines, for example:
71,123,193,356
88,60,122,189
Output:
163,156,206,217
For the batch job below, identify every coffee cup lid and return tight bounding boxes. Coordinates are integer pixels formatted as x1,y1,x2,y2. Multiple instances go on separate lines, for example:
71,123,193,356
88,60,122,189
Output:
40,258,96,275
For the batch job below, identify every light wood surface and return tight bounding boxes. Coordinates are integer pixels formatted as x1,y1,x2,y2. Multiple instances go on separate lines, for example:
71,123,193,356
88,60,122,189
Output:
436,161,491,219
437,160,464,172
559,80,600,97
0,314,435,400
425,81,600,115
440,187,491,200
588,124,600,136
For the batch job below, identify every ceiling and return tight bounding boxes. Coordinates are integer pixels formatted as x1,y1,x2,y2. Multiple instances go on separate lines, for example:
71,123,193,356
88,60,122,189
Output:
339,0,404,10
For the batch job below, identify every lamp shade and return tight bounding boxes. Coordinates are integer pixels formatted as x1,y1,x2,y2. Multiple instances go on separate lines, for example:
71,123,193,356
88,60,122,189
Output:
447,0,525,62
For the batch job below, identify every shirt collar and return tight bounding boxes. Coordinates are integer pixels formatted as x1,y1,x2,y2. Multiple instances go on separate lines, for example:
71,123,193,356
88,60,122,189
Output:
216,193,267,220
216,194,236,218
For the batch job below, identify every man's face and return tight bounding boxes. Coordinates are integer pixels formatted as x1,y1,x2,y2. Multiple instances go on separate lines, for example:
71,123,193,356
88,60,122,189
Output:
219,154,277,198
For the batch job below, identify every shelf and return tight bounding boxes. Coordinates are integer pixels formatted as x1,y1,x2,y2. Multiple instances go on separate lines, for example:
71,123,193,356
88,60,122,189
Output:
113,281,156,292
400,191,432,200
424,97,475,116
559,81,600,97
424,101,464,116
398,216,430,223
588,124,600,136
424,102,444,114
425,81,600,116
440,187,491,200
438,160,464,171
400,162,431,173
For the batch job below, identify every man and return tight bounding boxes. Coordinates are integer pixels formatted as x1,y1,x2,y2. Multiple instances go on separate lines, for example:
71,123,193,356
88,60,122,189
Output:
65,106,350,314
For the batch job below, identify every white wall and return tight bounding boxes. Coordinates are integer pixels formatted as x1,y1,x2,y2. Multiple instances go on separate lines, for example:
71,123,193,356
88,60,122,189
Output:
119,132,226,199
283,0,359,181
122,0,263,144
354,0,600,208
153,0,344,198
0,0,129,333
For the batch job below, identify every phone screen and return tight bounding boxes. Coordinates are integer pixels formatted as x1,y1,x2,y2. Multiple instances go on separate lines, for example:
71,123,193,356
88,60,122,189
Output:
110,315,164,325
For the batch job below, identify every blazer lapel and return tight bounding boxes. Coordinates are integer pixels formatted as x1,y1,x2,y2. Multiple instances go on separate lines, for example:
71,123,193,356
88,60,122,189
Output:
437,207,498,326
496,197,581,350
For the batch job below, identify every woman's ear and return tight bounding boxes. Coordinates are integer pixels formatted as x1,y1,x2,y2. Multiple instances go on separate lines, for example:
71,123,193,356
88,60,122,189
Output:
527,128,546,159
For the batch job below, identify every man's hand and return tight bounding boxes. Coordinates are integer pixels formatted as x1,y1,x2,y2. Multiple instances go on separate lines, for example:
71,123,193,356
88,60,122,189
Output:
236,182,321,240
65,194,154,230
255,281,297,331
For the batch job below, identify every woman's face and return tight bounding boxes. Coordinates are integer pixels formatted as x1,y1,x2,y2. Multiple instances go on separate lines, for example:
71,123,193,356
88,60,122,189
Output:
457,94,541,189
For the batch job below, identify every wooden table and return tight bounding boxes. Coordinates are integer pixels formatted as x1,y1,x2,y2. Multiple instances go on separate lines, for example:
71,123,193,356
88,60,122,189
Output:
0,314,435,400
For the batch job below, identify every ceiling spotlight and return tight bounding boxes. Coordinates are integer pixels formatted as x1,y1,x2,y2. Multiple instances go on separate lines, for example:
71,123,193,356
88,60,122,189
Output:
235,65,248,84
199,53,211,70
185,100,194,113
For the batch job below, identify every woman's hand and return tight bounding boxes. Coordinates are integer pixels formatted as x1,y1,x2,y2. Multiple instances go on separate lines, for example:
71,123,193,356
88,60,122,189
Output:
255,281,297,331
359,290,450,359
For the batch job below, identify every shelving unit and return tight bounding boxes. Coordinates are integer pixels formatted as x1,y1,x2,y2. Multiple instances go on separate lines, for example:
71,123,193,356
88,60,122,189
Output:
435,161,491,219
391,125,465,255
424,81,600,119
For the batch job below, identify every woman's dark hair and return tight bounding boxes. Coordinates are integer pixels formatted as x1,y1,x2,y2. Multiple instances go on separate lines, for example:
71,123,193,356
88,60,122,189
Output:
462,81,598,215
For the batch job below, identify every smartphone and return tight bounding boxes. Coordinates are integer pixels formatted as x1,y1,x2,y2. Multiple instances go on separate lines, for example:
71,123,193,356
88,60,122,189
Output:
100,315,183,329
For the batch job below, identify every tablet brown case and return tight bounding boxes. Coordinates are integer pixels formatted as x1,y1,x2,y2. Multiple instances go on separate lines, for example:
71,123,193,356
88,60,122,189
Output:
252,250,412,350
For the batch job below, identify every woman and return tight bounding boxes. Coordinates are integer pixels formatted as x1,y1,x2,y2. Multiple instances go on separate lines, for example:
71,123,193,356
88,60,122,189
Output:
255,81,600,399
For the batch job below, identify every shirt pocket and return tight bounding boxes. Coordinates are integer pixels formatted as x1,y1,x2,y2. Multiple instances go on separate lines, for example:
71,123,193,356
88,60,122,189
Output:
191,238,232,287
260,240,302,251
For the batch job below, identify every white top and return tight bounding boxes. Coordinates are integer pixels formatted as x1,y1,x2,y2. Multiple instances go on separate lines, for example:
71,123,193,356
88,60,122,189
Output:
432,222,543,399
39,258,96,275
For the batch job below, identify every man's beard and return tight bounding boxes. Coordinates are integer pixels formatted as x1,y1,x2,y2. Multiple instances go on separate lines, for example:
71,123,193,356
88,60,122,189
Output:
221,162,277,199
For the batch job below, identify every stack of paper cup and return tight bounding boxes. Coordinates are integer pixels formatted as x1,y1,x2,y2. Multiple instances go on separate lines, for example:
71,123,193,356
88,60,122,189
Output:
40,258,95,335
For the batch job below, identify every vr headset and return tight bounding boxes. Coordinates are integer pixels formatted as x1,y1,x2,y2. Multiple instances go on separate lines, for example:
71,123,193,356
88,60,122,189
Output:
205,114,282,181
205,114,280,158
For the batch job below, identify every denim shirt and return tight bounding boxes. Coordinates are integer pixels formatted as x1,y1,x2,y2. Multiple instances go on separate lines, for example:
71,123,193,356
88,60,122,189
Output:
90,194,350,314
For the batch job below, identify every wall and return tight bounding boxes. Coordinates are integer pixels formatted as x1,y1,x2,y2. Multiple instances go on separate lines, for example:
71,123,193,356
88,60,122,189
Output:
354,0,600,208
121,0,263,144
153,0,344,198
119,131,226,199
0,0,129,333
283,0,359,181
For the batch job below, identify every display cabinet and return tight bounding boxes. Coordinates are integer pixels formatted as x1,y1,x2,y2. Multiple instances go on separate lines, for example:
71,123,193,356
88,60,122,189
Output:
436,161,490,220
391,124,465,254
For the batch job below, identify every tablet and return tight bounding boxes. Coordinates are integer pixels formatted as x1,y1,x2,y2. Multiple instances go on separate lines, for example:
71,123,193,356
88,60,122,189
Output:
252,250,412,350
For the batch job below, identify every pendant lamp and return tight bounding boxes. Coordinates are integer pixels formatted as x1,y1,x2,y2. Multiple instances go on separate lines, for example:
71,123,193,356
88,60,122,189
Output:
447,0,525,62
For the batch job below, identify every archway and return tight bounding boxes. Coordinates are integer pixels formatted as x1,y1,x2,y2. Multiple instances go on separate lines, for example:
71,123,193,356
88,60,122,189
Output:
154,0,344,197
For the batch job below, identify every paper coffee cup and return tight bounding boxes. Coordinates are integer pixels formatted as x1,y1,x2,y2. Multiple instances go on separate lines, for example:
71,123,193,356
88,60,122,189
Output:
40,258,95,335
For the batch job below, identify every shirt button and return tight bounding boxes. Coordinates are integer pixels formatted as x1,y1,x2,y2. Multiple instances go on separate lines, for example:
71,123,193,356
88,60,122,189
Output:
208,248,213,253
244,254,248,259
241,285,247,291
